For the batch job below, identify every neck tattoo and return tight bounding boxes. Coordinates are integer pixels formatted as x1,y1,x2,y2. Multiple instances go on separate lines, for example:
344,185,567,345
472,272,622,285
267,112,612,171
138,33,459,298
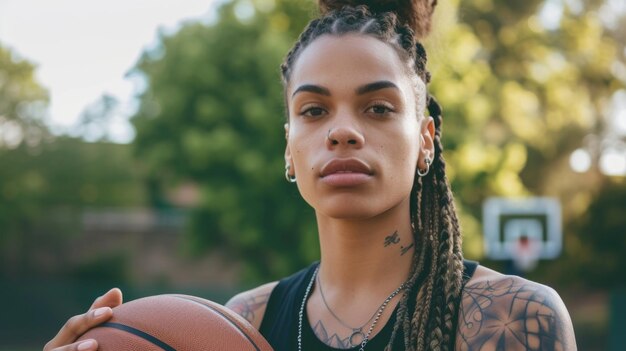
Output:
298,266,408,351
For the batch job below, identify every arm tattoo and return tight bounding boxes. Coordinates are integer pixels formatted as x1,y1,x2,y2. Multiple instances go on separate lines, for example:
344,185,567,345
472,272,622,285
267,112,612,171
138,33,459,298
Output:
456,278,571,351
384,231,400,247
226,293,270,324
311,320,352,349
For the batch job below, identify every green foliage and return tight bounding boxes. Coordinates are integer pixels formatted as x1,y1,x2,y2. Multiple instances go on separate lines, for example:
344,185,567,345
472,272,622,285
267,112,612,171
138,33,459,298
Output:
0,136,147,278
131,0,318,283
0,44,49,150
69,251,131,283
567,179,626,288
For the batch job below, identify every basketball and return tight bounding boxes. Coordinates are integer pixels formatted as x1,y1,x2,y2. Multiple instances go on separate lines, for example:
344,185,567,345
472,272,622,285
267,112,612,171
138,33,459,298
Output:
77,294,273,351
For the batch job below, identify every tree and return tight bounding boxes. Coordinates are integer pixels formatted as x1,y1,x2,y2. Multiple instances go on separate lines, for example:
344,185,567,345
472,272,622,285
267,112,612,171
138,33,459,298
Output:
131,0,317,283
0,44,49,150
73,94,121,143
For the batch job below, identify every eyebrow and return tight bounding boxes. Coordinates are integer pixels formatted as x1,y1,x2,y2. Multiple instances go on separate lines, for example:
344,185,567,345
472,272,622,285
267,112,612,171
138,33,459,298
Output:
291,80,399,99
291,84,331,98
355,80,399,95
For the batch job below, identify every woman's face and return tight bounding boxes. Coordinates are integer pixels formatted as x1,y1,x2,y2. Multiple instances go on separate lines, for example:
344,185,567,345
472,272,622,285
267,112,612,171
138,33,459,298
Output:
285,34,434,219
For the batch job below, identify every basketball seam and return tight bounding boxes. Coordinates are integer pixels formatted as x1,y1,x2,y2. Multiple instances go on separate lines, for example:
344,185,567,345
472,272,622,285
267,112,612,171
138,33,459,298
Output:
100,322,177,351
172,295,262,351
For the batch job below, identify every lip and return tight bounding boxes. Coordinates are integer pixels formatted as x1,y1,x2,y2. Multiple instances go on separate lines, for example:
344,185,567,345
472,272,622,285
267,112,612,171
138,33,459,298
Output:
320,158,373,177
319,158,373,186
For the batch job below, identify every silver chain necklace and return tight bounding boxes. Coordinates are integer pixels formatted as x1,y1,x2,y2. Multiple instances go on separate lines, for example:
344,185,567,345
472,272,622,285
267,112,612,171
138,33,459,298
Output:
298,266,407,351
317,273,381,347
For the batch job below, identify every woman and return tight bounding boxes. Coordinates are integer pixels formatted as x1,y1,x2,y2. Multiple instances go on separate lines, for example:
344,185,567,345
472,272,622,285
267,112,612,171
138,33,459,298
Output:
44,1,577,350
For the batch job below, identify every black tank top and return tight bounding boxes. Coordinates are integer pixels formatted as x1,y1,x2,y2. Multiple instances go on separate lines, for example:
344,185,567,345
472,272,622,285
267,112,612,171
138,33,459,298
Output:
259,260,478,351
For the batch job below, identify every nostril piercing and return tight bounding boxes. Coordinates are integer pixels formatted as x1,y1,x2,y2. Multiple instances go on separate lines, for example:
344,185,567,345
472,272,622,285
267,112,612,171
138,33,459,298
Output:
328,129,339,145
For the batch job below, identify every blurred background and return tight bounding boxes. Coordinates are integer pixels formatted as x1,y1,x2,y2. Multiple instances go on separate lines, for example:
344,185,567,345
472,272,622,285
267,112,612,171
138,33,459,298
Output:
1,0,625,349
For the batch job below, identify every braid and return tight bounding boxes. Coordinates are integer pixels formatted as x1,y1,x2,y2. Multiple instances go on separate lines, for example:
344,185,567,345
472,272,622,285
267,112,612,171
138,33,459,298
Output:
414,175,441,350
421,109,464,351
280,3,464,350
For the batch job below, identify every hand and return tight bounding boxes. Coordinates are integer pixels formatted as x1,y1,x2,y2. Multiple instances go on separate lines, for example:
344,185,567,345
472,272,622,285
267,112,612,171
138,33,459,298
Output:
43,288,123,351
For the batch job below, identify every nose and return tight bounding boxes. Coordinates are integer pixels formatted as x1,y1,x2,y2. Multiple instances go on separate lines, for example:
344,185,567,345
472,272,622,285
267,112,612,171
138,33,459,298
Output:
326,125,365,149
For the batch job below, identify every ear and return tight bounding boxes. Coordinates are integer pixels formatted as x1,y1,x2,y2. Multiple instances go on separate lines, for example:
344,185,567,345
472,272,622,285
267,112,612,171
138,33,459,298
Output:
417,117,435,169
284,123,294,174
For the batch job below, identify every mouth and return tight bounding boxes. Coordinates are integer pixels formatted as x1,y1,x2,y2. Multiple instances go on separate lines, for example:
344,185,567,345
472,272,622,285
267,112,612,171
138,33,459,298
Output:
320,158,373,178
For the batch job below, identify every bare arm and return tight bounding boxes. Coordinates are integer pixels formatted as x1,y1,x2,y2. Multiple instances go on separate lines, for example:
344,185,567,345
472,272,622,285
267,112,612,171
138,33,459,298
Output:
455,276,577,351
225,281,278,330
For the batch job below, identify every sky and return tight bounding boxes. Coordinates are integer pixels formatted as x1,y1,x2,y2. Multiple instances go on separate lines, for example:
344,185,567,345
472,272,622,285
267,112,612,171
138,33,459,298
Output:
0,0,220,143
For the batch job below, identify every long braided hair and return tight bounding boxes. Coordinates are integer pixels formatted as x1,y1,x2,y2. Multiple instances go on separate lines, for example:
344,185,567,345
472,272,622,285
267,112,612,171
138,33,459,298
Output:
280,1,464,350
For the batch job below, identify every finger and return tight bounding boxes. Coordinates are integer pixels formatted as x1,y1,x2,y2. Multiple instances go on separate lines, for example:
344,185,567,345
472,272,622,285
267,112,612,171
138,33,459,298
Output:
89,287,123,310
46,339,99,351
44,307,112,350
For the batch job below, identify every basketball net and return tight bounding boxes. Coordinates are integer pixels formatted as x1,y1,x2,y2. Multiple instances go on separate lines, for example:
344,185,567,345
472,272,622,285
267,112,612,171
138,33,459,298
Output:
510,236,541,272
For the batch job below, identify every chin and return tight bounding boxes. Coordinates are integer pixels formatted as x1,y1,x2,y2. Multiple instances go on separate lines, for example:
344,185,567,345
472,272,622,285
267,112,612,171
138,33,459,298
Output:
299,182,411,220
326,210,375,220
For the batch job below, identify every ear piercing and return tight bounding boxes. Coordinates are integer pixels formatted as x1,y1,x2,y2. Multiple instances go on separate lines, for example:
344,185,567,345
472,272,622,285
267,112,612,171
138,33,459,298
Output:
285,164,297,183
417,157,431,177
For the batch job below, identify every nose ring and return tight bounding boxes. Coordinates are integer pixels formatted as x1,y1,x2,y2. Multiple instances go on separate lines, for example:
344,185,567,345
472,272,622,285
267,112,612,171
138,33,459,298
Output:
327,129,338,145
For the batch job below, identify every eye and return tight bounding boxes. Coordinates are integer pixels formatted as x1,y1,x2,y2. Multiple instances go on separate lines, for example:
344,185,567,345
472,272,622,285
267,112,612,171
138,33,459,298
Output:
366,102,395,116
299,105,327,118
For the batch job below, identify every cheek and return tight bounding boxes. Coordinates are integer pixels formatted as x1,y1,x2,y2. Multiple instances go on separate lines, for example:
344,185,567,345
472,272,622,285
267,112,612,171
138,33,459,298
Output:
378,125,420,167
378,127,420,189
288,130,319,191
290,142,321,208
288,129,311,169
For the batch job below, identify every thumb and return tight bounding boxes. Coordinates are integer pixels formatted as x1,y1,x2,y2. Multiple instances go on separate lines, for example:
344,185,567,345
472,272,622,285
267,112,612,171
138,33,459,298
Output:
89,288,123,310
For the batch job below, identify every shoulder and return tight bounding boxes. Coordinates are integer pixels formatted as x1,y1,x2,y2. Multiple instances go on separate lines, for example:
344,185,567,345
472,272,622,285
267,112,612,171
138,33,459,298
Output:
225,281,279,330
225,263,318,330
455,265,577,351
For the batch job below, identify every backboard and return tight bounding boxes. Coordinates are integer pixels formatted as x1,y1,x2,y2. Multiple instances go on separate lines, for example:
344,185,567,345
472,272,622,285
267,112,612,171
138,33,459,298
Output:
483,197,562,266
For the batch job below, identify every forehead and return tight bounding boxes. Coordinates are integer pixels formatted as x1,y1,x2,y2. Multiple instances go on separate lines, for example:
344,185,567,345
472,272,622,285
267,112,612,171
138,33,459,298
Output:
288,34,413,94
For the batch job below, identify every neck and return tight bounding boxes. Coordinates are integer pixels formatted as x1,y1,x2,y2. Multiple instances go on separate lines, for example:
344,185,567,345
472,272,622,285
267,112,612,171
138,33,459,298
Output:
315,198,415,293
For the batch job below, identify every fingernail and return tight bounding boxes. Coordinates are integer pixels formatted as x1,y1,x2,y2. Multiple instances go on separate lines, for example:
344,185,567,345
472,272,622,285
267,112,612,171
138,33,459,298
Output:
93,307,109,318
78,340,95,351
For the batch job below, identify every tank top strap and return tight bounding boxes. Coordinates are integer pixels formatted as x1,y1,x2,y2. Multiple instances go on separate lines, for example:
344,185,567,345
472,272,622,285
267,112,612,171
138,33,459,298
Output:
462,259,478,286
259,262,320,351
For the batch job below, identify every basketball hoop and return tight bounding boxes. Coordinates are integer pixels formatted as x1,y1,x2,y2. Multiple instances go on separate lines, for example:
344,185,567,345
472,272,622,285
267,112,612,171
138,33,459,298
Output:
509,235,541,272
483,197,562,273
